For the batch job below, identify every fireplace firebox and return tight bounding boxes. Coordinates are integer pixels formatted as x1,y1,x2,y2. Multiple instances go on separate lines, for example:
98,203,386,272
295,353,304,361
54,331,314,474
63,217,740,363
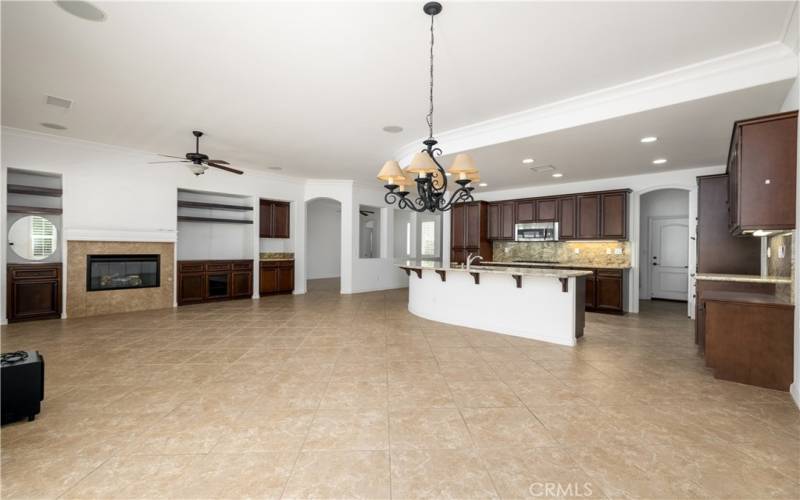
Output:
86,254,160,292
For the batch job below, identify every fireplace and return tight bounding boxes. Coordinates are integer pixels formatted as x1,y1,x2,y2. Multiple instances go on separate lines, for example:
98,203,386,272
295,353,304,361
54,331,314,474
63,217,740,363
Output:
86,254,160,292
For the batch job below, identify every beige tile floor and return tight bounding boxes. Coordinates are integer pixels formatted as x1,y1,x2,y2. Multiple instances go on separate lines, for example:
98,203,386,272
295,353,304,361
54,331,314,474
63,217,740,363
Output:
1,278,798,499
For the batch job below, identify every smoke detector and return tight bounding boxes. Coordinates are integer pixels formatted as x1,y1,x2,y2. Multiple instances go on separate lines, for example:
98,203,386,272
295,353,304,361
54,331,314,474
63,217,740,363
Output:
44,95,73,109
530,164,555,173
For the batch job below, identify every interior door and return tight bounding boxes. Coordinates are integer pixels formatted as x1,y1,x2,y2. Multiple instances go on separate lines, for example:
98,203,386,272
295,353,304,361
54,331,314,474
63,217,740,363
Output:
650,217,690,301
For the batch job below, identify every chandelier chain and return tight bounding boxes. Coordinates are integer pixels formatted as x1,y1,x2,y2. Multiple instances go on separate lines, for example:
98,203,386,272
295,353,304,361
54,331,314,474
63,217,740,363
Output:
425,12,435,140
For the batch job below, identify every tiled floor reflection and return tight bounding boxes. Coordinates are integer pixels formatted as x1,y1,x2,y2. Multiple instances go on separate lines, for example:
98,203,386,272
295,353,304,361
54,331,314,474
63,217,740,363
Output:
1,280,798,499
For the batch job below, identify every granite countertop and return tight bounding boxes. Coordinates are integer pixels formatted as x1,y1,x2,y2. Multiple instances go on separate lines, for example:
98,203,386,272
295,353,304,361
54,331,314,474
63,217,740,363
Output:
694,273,792,284
260,258,294,262
478,260,632,270
398,261,593,279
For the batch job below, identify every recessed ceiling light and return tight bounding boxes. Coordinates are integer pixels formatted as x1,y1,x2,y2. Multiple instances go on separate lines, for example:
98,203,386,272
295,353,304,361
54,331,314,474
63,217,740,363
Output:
522,158,534,164
445,172,451,176
652,158,667,165
640,136,658,143
267,166,282,171
40,122,67,130
55,1,106,22
382,125,403,133
552,173,563,178
478,182,488,187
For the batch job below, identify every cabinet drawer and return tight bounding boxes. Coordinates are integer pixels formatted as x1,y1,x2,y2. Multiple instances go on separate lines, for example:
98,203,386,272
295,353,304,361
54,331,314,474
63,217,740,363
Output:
206,262,231,272
11,267,59,280
232,261,253,270
596,269,623,278
179,262,204,273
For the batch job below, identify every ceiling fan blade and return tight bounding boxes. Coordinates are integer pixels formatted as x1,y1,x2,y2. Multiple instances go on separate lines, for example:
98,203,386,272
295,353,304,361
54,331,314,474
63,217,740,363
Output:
158,154,187,159
206,159,229,165
206,161,244,175
149,160,190,164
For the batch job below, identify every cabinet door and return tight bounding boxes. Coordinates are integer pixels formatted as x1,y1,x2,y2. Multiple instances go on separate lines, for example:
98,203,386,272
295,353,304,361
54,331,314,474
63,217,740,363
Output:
450,204,466,248
577,195,600,239
178,273,205,305
535,199,557,222
465,202,482,248
487,203,500,240
601,192,627,239
596,273,623,312
10,280,60,321
259,266,279,294
516,200,535,223
500,202,515,240
231,271,252,298
451,248,468,264
558,196,576,240
272,202,290,239
585,273,597,309
259,201,273,238
278,266,295,293
727,131,740,230
206,273,230,299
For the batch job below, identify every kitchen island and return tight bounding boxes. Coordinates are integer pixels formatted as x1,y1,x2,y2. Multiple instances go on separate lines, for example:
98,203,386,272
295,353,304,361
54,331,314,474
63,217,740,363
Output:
399,261,592,346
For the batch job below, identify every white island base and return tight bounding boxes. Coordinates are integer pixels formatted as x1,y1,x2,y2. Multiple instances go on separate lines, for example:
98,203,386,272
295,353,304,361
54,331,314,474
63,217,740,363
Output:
403,264,589,347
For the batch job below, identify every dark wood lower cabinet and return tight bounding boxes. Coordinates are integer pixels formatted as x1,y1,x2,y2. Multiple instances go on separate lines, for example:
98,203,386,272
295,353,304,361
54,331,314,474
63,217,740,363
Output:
704,291,794,391
177,260,253,305
694,279,776,350
595,270,624,312
7,264,62,322
260,260,294,295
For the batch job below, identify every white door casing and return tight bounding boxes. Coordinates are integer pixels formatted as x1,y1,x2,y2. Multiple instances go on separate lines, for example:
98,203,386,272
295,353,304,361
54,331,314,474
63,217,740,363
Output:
649,216,690,301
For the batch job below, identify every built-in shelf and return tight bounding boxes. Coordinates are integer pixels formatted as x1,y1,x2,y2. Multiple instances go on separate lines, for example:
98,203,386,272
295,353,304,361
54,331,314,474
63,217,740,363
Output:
7,184,63,197
7,205,63,215
177,201,253,211
177,216,253,224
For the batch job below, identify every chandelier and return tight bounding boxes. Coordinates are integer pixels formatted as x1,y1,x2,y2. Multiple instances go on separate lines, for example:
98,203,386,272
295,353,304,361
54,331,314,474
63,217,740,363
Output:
377,2,480,213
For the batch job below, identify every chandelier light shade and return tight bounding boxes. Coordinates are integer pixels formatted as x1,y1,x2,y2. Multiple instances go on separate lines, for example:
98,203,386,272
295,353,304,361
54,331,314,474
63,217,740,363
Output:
377,160,405,184
377,1,479,213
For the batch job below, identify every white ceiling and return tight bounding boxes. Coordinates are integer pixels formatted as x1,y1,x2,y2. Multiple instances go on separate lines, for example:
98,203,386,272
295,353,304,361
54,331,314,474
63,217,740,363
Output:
444,81,794,191
1,1,796,185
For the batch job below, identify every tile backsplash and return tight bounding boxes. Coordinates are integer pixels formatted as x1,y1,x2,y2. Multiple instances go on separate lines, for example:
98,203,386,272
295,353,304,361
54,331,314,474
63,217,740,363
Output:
767,232,793,303
492,241,632,268
260,252,294,260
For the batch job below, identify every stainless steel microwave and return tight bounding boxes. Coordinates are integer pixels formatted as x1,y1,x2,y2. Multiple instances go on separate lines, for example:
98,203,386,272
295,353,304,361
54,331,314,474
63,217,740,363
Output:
515,222,559,242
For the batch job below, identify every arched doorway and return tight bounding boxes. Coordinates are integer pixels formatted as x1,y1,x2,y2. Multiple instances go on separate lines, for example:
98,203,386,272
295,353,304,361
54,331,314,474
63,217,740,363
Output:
305,197,342,293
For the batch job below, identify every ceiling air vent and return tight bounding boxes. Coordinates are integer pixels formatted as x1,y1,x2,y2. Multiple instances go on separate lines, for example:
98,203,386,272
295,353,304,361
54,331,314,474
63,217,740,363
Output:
44,95,73,109
530,164,555,173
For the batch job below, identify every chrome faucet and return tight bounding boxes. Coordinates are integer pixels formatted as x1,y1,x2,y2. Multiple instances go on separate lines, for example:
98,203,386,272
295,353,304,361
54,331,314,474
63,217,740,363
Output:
466,253,483,270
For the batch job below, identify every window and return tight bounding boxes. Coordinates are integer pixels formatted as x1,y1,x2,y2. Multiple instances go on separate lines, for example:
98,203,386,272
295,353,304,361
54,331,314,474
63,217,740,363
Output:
30,216,56,258
420,220,436,256
406,222,411,255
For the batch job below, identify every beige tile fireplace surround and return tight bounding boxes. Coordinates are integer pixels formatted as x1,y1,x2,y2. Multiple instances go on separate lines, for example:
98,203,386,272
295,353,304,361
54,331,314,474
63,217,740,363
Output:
67,241,174,318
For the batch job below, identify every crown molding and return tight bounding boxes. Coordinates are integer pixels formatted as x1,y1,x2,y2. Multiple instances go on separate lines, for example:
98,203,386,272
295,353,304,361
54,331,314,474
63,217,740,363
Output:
396,42,798,165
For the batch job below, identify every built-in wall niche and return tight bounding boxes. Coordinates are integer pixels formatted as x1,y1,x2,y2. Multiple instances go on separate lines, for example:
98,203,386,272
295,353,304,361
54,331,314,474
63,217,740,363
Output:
176,189,254,261
359,205,382,259
6,169,63,264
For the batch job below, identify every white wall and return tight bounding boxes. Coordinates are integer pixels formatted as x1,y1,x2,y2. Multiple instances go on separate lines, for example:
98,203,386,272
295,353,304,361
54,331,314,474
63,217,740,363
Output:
475,166,723,313
393,209,414,260
176,190,254,261
638,189,690,299
306,198,341,279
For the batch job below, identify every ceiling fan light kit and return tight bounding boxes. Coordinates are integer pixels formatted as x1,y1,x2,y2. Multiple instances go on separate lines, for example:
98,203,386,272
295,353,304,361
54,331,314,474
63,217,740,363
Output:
377,2,480,213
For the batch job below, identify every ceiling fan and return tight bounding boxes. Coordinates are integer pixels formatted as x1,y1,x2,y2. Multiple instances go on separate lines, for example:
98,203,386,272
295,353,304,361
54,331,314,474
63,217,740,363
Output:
150,131,243,176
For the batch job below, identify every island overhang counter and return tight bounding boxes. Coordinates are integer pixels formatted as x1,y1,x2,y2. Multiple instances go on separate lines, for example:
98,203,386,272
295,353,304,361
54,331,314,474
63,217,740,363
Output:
399,262,591,346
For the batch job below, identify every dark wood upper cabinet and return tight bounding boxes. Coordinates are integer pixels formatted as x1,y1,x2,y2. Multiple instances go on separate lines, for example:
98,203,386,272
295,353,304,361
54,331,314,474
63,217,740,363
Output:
535,199,558,222
515,200,535,223
450,201,491,263
259,199,290,238
557,196,576,240
600,192,627,239
487,201,515,240
577,194,600,239
727,111,797,235
697,174,760,275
